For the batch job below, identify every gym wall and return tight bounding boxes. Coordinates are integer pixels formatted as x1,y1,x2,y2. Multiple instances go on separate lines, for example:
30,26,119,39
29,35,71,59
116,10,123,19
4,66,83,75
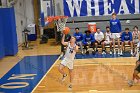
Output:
14,0,34,44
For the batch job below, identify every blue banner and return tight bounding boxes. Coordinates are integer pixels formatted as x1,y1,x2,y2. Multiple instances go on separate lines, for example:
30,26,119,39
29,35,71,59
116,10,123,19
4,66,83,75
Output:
63,0,140,17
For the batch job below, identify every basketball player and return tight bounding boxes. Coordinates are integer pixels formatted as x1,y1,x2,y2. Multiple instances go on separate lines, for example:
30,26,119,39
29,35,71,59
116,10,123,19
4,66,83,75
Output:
120,28,133,56
128,41,140,87
104,26,113,54
110,13,122,55
58,33,78,89
83,30,95,54
133,26,140,44
73,27,84,54
132,26,140,52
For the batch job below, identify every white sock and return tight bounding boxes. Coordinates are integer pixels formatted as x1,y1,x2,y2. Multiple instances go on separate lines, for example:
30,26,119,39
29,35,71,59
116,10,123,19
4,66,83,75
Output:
118,49,120,52
131,50,133,54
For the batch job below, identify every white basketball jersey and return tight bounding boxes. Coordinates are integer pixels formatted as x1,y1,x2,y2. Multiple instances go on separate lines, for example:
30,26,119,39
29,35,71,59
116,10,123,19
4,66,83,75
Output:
133,31,140,40
136,41,140,60
64,42,76,60
105,32,112,41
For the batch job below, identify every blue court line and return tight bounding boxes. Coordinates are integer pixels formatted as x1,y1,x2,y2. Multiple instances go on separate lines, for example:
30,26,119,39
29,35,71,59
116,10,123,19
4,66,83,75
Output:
0,55,59,93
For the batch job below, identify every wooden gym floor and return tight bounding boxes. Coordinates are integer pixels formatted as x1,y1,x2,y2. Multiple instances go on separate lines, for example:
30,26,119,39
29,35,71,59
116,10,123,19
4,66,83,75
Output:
32,58,140,93
0,39,140,93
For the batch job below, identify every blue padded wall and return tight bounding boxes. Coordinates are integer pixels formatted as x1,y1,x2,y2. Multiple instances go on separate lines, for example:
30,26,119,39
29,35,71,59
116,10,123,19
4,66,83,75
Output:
0,13,5,59
0,7,18,56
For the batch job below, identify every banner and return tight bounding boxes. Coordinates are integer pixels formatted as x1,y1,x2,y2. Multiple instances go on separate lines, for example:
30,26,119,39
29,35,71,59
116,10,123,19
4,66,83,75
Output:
63,0,140,17
40,0,54,26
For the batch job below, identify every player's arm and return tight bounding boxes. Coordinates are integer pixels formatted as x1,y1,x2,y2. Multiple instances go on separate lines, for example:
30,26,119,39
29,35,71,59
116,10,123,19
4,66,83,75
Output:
74,45,79,52
121,32,124,42
83,35,87,45
132,33,135,41
133,45,139,57
138,32,140,41
130,32,133,41
133,50,137,57
61,34,68,46
118,19,122,32
101,32,105,40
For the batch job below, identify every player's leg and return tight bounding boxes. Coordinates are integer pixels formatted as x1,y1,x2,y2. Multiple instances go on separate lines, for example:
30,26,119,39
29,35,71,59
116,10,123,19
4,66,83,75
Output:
120,41,124,55
95,41,98,52
58,62,67,81
129,41,133,55
101,41,106,54
67,61,74,89
83,44,88,54
133,61,140,80
110,41,113,54
91,42,95,54
58,64,65,75
115,33,121,55
68,69,73,89
112,33,116,54
104,41,112,54
133,70,140,81
128,70,139,87
133,39,138,52
117,37,121,55
79,41,84,54
128,61,140,87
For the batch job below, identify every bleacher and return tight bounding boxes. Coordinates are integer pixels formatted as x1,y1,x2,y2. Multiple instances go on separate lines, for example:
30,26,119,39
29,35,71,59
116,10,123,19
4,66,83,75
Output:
66,14,140,34
61,15,140,54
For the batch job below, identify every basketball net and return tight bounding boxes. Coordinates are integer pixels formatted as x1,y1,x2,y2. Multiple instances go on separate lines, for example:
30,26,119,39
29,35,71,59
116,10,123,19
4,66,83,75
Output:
54,16,68,32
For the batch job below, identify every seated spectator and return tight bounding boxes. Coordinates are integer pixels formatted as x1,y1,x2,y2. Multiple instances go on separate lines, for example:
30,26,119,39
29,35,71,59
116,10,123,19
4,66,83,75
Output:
73,27,83,54
83,30,95,54
120,28,133,55
132,26,140,51
104,26,113,54
94,28,105,54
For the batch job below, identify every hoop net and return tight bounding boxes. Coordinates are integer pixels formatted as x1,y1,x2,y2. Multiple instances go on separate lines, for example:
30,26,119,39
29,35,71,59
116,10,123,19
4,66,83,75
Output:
54,16,68,32
45,16,68,32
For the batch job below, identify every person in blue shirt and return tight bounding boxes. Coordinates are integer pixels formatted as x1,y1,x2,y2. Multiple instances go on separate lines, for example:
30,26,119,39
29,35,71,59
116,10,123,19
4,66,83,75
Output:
73,27,83,54
110,13,122,55
83,30,95,54
120,28,133,55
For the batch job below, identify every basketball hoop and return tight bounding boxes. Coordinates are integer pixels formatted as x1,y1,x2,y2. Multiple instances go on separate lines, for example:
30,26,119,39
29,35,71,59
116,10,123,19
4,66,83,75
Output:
44,16,68,32
54,16,68,32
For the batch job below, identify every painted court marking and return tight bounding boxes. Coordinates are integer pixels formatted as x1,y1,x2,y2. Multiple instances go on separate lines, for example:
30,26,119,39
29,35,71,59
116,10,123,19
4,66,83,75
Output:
31,54,63,93
0,55,59,93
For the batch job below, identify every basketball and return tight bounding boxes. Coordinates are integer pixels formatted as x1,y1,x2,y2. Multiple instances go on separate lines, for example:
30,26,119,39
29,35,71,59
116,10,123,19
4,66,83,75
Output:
63,27,70,34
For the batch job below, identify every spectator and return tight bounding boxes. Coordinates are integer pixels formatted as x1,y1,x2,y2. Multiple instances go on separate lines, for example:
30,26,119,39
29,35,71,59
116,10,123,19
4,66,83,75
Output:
132,26,140,51
110,13,122,55
73,27,84,54
94,28,105,54
104,26,113,54
83,30,95,54
121,28,133,55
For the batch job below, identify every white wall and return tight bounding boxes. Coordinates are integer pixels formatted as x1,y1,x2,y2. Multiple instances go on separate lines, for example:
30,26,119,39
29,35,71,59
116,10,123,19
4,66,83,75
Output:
14,0,34,44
